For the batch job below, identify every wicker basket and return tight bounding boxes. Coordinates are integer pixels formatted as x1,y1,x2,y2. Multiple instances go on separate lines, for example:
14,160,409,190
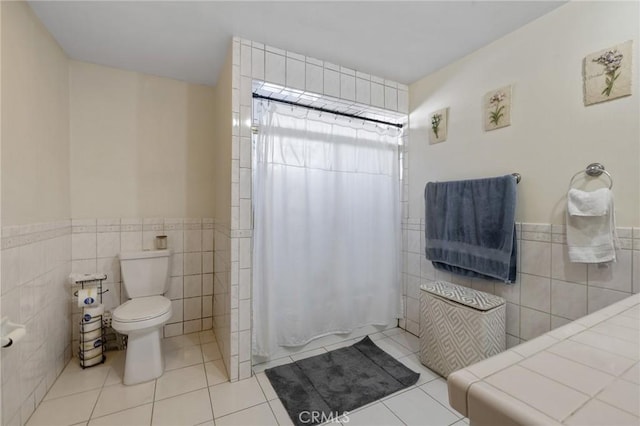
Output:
419,281,506,377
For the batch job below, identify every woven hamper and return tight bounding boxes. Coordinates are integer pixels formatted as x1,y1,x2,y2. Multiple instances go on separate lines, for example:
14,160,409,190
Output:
419,281,506,377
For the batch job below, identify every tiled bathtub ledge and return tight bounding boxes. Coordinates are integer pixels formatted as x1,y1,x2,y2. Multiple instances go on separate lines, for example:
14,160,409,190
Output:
448,293,640,426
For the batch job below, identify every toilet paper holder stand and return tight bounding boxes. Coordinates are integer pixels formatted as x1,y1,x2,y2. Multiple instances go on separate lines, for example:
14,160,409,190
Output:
73,275,108,368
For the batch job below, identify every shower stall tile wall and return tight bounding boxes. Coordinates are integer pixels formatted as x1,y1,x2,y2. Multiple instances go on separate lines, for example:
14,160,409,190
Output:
1,221,72,426
69,218,214,351
401,221,640,346
226,37,409,381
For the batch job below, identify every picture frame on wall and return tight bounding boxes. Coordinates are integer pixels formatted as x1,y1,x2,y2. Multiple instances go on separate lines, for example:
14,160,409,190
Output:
484,85,512,131
429,107,448,144
583,40,633,106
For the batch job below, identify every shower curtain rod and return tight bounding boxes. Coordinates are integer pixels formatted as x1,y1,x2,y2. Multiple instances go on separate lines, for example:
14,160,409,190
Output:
252,93,404,129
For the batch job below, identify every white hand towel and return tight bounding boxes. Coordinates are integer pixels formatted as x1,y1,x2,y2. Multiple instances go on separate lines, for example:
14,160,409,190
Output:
566,188,617,263
567,188,611,216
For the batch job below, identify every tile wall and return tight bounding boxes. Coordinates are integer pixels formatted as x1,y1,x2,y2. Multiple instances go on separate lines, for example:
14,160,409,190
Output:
229,36,409,381
1,221,72,426
213,222,231,381
69,218,215,351
401,221,640,346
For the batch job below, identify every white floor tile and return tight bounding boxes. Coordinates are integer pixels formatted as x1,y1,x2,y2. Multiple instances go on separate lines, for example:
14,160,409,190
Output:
93,381,156,418
255,372,278,401
155,364,208,401
44,367,109,400
210,376,266,418
252,356,292,374
374,337,414,359
290,347,327,362
384,388,460,426
323,339,357,352
215,402,278,426
199,330,216,344
345,402,404,426
390,332,420,353
268,399,294,426
205,359,228,386
202,342,222,362
382,327,403,337
26,390,100,426
420,378,458,413
152,388,213,426
397,354,440,386
164,344,204,371
162,333,201,351
89,403,152,426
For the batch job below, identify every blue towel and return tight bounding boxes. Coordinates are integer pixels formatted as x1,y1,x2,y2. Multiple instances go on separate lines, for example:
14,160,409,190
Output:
424,175,517,283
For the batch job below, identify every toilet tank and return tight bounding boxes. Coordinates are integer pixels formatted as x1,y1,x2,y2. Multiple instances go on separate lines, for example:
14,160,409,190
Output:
119,249,172,298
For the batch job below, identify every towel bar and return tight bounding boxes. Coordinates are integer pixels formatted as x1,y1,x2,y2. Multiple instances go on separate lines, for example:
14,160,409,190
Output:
569,163,613,189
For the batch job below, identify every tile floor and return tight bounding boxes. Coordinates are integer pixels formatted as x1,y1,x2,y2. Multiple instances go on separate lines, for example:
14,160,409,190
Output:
26,328,469,426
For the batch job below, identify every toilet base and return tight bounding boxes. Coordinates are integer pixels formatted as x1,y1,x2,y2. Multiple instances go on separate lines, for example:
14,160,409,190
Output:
123,327,164,385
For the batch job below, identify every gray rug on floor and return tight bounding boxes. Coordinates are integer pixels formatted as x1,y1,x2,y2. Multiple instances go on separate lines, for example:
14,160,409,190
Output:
265,336,420,426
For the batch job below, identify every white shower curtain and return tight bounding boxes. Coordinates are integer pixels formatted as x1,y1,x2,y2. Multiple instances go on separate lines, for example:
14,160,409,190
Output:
252,101,402,358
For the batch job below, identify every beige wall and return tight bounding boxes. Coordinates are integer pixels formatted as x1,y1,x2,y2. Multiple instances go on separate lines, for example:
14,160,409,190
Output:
70,61,215,219
213,46,232,228
1,1,70,226
409,1,639,226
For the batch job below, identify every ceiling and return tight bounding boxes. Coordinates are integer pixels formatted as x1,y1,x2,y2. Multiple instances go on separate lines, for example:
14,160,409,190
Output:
29,1,565,87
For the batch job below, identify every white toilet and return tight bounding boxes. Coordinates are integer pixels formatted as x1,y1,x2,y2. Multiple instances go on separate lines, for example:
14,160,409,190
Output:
112,249,173,385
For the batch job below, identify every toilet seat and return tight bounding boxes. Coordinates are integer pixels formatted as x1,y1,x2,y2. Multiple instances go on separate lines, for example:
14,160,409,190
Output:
112,295,172,333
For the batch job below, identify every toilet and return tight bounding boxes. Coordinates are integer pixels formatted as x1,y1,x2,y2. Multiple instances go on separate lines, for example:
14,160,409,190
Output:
112,249,173,385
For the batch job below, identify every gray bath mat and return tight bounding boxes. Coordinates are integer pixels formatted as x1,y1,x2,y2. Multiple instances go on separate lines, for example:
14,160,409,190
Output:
265,336,419,426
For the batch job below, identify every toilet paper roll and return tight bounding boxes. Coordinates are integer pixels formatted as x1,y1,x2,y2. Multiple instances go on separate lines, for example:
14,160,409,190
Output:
80,338,103,351
81,353,104,367
81,328,102,341
80,346,102,361
82,305,104,323
77,288,98,307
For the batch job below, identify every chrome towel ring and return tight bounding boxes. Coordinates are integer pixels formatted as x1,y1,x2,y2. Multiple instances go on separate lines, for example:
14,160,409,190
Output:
569,163,613,189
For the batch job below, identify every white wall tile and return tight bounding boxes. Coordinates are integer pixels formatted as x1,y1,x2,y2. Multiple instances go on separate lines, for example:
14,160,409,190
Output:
251,48,265,80
240,43,252,77
397,90,409,114
521,240,551,277
184,297,202,321
520,274,551,312
305,63,323,94
184,274,202,297
265,52,285,85
323,69,340,98
167,277,184,300
184,230,202,253
239,299,251,331
340,73,356,101
184,252,202,276
97,232,120,258
356,78,371,105
371,82,384,107
171,253,184,277
384,86,398,110
551,280,587,320
170,299,184,323
506,302,520,337
202,252,214,274
202,295,213,317
286,58,305,90
551,243,587,284
72,233,96,260
121,232,142,252
633,250,639,294
520,307,550,340
587,250,632,293
202,274,214,296
587,287,630,314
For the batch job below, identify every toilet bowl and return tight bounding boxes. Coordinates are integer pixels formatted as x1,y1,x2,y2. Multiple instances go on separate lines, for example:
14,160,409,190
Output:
112,295,172,385
112,249,172,385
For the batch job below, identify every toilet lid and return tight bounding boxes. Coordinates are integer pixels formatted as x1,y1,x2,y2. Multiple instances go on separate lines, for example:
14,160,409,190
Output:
113,296,171,322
